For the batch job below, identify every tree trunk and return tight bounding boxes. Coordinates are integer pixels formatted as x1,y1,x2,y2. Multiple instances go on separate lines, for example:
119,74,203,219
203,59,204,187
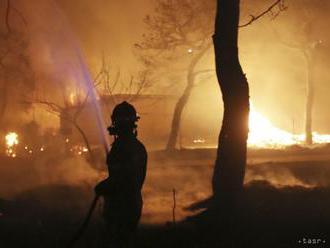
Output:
165,73,194,151
212,0,250,203
304,51,314,145
166,43,212,151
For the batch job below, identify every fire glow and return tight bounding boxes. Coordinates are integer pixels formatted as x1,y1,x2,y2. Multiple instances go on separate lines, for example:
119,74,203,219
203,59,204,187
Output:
248,105,330,148
5,132,19,157
3,107,330,158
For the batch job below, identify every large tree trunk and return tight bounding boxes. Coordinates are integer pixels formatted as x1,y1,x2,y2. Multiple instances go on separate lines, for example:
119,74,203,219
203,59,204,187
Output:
166,43,212,151
304,51,314,145
212,0,250,203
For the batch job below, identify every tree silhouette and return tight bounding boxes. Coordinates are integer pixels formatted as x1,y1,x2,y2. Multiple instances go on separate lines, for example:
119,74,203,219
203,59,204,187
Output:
98,57,150,105
135,0,215,151
0,0,34,125
212,0,249,206
272,0,330,145
29,75,101,163
212,0,284,204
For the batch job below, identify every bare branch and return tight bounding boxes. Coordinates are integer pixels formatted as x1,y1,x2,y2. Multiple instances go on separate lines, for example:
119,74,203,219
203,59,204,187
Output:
11,5,28,26
5,0,27,35
239,0,286,28
110,70,120,93
24,99,67,121
5,0,11,34
72,91,91,121
128,71,148,102
128,75,134,95
104,68,120,104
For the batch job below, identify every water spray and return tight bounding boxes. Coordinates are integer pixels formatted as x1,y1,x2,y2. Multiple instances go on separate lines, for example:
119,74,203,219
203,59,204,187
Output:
45,2,110,247
65,52,110,248
76,51,110,154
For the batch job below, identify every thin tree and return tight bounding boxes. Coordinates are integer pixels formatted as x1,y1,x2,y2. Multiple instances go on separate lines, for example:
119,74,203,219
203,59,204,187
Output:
0,0,34,124
28,71,104,162
272,1,328,145
135,0,215,151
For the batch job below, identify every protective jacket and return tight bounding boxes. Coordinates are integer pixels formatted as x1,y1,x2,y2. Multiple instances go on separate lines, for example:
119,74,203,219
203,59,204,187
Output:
95,134,147,232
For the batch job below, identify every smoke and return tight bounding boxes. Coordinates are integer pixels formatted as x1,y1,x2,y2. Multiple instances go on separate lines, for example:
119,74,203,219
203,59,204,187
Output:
141,151,330,223
35,156,102,186
238,0,330,134
1,0,330,227
246,163,314,188
2,147,330,226
142,160,213,223
2,0,330,150
0,155,104,199
247,158,330,190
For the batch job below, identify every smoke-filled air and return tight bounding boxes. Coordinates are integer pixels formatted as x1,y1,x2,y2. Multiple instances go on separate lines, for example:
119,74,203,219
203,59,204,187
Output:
1,0,330,247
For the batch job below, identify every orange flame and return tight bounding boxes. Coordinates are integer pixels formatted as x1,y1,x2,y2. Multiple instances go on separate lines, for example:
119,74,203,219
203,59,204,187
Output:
5,132,19,158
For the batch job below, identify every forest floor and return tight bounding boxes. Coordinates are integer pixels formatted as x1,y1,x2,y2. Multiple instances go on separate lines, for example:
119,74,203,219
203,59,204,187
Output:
1,146,330,247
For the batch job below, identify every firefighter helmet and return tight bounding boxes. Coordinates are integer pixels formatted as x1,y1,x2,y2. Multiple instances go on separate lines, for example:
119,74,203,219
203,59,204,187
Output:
111,101,139,123
108,101,139,136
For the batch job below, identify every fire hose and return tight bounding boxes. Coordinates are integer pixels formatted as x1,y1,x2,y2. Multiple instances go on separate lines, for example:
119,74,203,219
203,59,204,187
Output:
66,195,100,248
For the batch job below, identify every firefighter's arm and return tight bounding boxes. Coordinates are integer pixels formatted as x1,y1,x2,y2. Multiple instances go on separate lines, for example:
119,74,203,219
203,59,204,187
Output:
94,177,112,196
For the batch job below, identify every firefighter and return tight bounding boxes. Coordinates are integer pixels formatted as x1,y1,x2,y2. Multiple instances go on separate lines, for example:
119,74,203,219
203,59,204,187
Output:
95,101,147,247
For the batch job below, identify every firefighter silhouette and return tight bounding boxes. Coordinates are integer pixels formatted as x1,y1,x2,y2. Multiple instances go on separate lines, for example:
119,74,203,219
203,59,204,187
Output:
95,101,147,247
